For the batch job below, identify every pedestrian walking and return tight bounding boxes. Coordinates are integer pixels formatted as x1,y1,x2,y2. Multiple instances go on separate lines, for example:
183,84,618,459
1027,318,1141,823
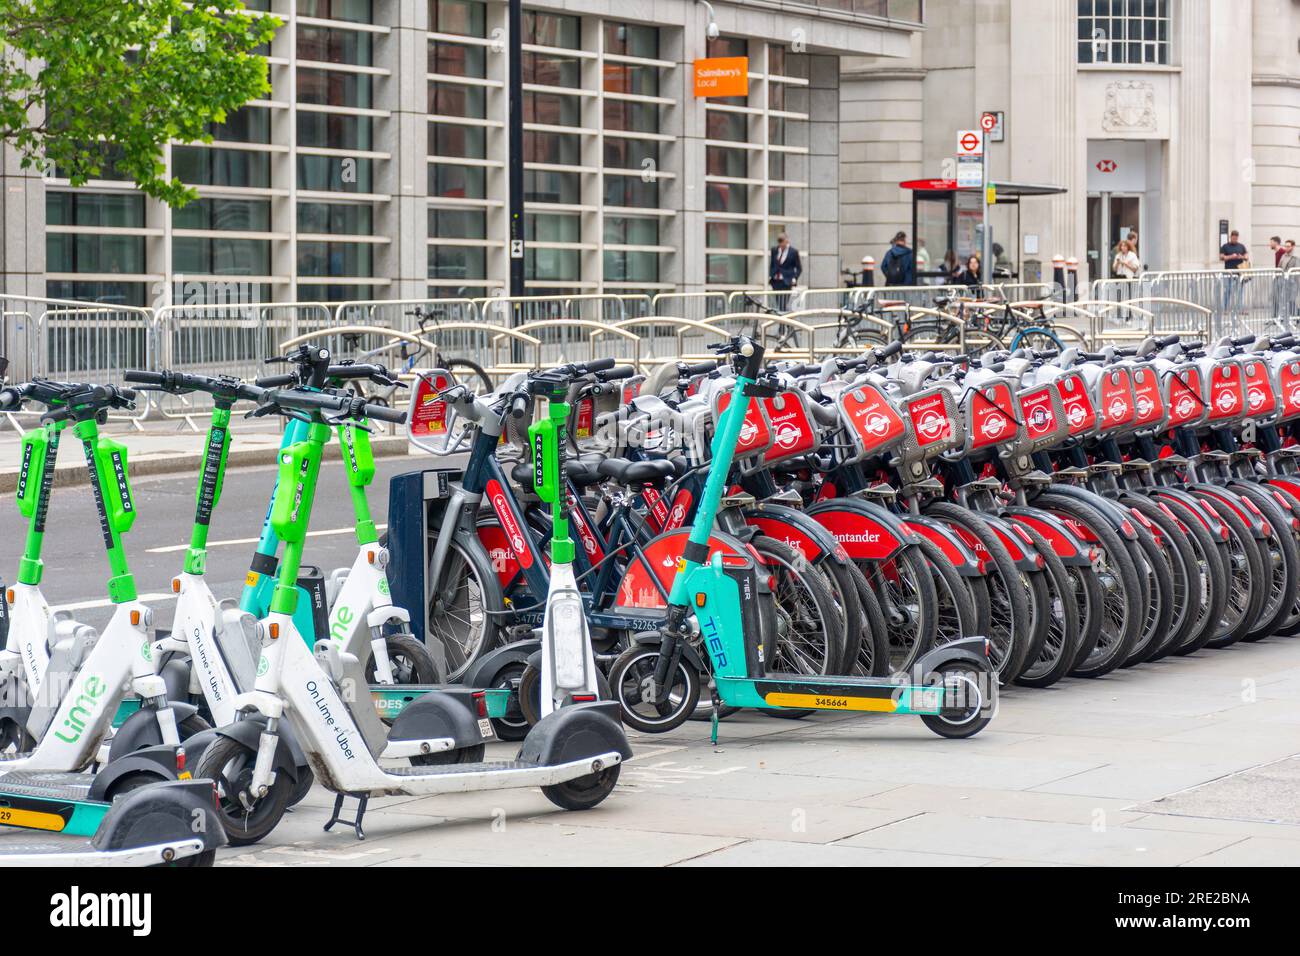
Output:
768,232,801,311
881,231,915,287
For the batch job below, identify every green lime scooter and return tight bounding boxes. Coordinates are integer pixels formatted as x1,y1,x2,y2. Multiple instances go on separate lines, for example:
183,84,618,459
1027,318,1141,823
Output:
606,337,998,739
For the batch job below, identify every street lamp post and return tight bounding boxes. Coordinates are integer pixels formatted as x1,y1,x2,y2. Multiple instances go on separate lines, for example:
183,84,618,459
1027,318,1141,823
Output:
508,0,525,314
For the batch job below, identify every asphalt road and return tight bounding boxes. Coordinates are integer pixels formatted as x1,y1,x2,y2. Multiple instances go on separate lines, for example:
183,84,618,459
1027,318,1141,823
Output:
0,454,423,630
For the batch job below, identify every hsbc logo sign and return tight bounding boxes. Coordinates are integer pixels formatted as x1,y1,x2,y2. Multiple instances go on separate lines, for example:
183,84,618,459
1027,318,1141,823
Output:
1095,159,1117,173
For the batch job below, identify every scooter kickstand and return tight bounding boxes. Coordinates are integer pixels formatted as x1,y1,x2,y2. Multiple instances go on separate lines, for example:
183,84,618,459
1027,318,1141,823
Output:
324,792,369,840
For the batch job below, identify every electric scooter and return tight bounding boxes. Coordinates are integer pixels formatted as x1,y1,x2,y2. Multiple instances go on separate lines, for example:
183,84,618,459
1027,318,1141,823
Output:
606,337,998,739
195,383,628,844
0,379,202,793
238,347,457,707
522,367,604,716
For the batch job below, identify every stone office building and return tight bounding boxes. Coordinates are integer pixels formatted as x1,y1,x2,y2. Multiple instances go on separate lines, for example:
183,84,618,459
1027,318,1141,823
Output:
0,0,929,306
841,0,1300,283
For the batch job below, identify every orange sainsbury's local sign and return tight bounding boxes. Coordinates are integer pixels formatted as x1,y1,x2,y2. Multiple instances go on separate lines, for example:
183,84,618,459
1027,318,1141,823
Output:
693,56,748,98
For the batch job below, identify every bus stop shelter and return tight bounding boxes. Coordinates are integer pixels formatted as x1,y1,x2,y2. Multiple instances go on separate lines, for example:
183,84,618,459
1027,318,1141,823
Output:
900,179,1067,282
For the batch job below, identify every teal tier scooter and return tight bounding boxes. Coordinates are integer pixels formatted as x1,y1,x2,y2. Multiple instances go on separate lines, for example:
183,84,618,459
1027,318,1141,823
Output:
606,337,998,739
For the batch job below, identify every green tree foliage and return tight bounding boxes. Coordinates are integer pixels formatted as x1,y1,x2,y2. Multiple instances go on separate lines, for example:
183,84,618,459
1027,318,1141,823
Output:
0,1,281,206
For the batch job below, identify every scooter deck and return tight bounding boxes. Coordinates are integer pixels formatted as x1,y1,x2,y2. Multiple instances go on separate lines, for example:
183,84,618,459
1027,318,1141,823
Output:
717,673,945,715
369,685,511,720
358,750,623,795
113,686,512,726
0,772,106,837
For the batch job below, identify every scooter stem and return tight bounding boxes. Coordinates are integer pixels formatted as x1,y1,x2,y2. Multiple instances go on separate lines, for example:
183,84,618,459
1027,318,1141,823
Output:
16,421,62,587
184,401,233,576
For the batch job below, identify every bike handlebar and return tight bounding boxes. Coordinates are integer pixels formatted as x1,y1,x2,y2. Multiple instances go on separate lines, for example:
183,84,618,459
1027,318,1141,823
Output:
261,387,406,425
125,369,265,404
509,393,530,419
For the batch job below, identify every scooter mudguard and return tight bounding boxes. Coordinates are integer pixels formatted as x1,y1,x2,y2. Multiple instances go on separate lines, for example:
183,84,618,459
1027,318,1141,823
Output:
87,747,182,802
516,700,630,768
625,628,709,673
90,779,227,857
461,638,541,690
106,702,203,762
206,719,301,784
909,636,994,683
388,687,493,749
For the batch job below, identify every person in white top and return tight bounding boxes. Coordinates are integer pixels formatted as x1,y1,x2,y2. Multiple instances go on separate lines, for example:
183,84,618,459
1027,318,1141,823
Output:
1112,239,1140,279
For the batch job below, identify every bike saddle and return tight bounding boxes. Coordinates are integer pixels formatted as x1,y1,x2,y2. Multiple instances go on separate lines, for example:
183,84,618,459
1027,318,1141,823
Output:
597,457,676,486
565,459,602,487
510,460,534,489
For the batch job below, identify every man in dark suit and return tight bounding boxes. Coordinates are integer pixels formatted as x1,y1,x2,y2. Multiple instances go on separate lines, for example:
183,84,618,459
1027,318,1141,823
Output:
769,232,801,311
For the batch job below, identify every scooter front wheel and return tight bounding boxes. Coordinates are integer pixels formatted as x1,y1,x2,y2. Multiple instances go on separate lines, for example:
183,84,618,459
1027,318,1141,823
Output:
193,734,292,846
607,644,700,734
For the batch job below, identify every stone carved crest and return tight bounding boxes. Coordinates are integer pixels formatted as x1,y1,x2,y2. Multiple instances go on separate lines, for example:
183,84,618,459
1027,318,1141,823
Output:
1102,80,1156,132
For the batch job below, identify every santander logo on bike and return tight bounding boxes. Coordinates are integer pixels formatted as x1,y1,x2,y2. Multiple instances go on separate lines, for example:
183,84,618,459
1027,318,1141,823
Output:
487,480,532,568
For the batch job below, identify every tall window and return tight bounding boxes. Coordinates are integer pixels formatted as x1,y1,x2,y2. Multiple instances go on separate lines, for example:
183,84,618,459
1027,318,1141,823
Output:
1078,0,1170,65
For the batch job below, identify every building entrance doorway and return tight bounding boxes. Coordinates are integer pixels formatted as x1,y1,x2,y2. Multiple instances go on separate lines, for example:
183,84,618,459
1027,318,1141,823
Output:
1087,192,1144,279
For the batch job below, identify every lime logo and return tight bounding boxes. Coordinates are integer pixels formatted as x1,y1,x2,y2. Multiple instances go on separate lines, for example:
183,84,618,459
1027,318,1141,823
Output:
377,577,390,596
141,641,152,661
52,675,106,743
257,655,269,676
330,605,355,642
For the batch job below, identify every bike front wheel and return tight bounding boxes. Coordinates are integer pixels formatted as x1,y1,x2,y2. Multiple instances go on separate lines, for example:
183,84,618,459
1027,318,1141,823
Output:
607,643,701,734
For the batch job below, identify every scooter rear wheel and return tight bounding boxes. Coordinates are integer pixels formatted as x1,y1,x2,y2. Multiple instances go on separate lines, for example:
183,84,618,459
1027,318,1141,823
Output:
920,662,993,740
542,764,620,811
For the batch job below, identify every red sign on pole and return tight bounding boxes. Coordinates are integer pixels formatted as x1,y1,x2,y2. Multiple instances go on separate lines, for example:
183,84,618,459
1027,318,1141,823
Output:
980,112,997,132
956,130,983,156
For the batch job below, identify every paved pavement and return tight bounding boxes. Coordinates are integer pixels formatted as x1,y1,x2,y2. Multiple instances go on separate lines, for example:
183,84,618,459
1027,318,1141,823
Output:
215,633,1300,868
2,444,1299,866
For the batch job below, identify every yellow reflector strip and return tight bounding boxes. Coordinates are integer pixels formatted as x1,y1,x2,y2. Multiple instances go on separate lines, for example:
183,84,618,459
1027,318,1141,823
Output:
0,807,67,831
764,692,897,713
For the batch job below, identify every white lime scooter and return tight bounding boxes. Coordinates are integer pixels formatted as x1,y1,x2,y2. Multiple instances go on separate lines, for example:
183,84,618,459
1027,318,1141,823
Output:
194,383,628,845
0,380,198,794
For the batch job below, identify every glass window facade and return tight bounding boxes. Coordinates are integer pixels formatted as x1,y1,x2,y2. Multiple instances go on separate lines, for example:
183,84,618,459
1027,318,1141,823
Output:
44,3,826,302
1077,0,1170,65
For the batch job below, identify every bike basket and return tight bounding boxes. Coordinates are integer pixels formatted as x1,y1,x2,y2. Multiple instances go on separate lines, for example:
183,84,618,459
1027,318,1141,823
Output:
1241,357,1278,420
755,390,820,468
900,386,962,461
1054,370,1099,437
1128,365,1167,432
1205,358,1248,424
837,381,908,462
1092,366,1137,432
407,368,465,456
1275,356,1300,423
962,379,1025,455
1017,383,1070,451
711,384,774,463
1162,363,1208,428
